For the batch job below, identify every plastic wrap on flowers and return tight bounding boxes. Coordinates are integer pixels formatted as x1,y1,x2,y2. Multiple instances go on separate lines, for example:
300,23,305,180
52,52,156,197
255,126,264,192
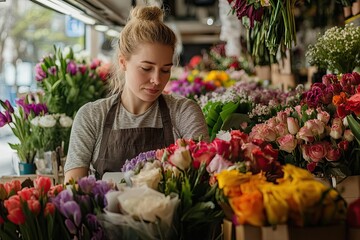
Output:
97,186,180,240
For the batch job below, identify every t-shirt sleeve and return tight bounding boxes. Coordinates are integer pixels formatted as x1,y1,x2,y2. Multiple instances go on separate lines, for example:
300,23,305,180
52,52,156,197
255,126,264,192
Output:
64,103,99,172
175,98,210,142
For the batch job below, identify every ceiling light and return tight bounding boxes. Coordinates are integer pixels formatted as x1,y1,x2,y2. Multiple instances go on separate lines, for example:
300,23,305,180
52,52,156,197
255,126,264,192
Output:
94,25,109,32
106,29,120,38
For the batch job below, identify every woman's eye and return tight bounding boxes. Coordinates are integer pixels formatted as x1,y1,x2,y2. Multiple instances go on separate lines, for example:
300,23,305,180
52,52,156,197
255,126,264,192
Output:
161,69,171,73
141,67,151,71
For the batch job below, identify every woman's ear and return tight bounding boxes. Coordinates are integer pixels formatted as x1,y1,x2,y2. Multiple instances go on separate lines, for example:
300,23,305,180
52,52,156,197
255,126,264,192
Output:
119,55,126,71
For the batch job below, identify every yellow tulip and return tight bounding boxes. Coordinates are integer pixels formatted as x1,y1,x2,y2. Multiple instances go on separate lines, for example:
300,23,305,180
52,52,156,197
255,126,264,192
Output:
260,185,289,225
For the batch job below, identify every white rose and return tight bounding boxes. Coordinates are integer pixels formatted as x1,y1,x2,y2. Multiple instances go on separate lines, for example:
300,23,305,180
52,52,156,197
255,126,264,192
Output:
168,147,192,171
59,115,73,127
131,168,162,189
118,186,180,225
30,116,40,126
39,115,56,128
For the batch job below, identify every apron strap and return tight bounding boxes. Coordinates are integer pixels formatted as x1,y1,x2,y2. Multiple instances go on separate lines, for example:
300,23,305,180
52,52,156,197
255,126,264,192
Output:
158,94,175,146
94,94,120,179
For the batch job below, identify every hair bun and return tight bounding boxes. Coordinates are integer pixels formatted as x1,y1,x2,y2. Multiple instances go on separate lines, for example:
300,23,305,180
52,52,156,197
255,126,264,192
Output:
130,6,163,22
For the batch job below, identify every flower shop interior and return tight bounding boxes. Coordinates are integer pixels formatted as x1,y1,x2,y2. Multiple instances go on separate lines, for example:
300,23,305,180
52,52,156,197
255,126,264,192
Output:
1,0,360,239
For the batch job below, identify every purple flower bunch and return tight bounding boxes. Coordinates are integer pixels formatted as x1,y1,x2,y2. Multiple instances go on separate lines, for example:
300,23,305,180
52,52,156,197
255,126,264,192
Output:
0,94,48,163
169,76,217,100
51,176,114,239
227,0,266,28
121,150,157,172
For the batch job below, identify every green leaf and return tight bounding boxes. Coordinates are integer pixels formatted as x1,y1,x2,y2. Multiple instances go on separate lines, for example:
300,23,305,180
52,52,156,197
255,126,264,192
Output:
221,113,250,132
347,114,360,145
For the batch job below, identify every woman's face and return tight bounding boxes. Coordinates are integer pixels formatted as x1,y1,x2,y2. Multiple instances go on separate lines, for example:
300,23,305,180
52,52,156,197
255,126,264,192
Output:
120,42,174,104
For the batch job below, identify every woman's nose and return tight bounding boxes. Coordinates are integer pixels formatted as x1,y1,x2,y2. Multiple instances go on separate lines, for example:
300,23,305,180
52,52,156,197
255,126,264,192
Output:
150,72,161,85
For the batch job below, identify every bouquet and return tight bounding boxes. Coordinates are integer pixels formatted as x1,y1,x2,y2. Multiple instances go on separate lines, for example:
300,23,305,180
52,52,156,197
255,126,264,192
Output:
0,95,47,164
98,186,180,240
216,164,347,227
120,129,284,239
35,46,110,117
306,23,360,74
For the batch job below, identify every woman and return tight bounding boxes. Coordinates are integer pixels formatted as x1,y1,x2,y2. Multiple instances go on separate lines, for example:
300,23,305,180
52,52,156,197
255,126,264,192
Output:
64,5,209,182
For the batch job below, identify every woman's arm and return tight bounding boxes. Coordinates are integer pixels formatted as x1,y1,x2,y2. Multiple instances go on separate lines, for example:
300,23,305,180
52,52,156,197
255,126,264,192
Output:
64,167,89,183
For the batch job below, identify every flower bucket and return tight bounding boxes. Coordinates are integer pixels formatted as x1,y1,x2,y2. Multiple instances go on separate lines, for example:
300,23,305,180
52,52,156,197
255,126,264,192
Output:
18,162,36,175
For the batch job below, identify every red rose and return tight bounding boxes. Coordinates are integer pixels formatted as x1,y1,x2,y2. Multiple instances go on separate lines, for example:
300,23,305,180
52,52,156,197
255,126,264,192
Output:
347,198,360,227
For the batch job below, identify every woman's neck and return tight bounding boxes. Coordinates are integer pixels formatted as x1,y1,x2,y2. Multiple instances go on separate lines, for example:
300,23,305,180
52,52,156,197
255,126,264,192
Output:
120,89,155,115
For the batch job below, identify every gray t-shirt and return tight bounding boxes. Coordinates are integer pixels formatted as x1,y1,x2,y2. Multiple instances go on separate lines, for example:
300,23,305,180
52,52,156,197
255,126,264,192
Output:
64,94,209,173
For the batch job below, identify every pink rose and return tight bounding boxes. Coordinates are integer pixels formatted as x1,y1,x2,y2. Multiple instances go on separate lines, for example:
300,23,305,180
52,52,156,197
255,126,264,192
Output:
276,111,288,124
325,146,341,162
307,162,317,173
191,141,216,169
277,134,297,153
343,129,354,142
330,122,343,140
212,138,232,159
287,117,299,135
275,123,289,137
305,119,325,136
297,126,315,143
307,142,327,162
249,123,277,142
316,108,330,124
168,146,192,170
301,144,310,161
206,154,233,174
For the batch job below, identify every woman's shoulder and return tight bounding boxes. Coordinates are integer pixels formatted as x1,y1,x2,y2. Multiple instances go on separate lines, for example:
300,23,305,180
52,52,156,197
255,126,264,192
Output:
162,93,197,107
76,95,117,118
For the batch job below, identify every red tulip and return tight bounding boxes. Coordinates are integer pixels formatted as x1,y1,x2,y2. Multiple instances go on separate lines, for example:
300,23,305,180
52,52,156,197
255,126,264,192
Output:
34,176,52,195
44,202,56,217
347,198,360,227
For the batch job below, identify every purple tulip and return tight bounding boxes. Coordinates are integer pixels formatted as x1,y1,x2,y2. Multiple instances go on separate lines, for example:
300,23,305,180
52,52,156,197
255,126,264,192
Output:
65,219,78,235
48,66,57,76
62,201,82,227
4,100,14,113
66,61,78,75
0,112,9,127
35,63,47,81
77,176,97,194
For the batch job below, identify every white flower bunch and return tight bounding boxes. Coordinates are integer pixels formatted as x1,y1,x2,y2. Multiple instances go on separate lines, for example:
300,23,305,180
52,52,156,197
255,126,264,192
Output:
306,23,360,74
30,113,73,152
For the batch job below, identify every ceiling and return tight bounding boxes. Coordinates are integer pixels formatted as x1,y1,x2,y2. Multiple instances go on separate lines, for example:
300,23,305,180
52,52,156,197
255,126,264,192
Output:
32,0,221,44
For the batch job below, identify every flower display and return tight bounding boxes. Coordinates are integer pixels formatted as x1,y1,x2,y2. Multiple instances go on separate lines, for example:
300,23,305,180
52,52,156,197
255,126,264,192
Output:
306,23,360,74
198,81,301,140
0,95,47,163
217,164,347,227
0,176,114,240
248,104,356,182
35,46,110,117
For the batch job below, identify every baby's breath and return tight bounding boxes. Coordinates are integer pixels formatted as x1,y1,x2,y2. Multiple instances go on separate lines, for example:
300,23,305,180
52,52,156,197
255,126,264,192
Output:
306,24,360,74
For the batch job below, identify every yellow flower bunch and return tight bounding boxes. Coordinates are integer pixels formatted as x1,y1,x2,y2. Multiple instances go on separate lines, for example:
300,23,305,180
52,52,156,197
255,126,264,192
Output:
204,70,235,88
216,165,347,227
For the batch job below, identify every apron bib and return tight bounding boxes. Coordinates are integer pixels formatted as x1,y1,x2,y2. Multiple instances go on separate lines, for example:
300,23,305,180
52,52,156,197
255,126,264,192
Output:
94,94,174,179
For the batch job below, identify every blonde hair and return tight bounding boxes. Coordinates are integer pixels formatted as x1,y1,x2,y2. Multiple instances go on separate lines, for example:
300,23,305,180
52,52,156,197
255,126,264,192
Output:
109,5,177,95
